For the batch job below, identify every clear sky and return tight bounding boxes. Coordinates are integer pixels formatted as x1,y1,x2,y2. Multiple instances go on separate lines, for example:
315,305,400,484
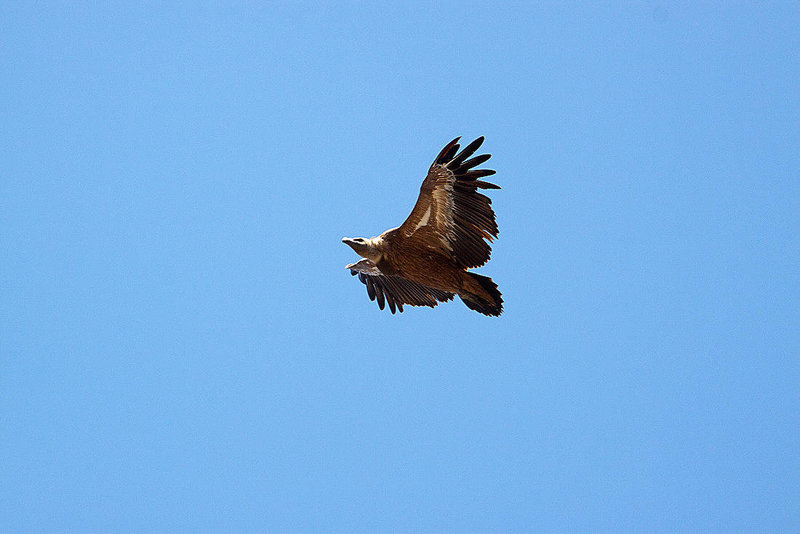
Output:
2,2,798,531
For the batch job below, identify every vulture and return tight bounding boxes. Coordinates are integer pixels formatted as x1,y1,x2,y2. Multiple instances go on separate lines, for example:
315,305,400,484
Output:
342,136,503,316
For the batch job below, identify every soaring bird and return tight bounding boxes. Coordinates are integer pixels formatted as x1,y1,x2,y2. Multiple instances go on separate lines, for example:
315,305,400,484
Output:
343,136,502,316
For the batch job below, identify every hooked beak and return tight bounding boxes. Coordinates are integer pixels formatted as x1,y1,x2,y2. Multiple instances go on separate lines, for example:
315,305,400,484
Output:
343,237,369,256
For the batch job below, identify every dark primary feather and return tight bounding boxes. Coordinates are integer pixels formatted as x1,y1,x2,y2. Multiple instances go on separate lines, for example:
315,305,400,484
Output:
463,169,497,181
434,137,461,165
460,153,491,170
448,136,485,169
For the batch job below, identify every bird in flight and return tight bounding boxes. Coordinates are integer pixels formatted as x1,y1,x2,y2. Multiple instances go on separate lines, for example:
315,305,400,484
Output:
343,136,503,316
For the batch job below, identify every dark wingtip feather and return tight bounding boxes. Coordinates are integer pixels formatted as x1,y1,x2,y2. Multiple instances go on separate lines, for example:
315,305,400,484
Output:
462,169,496,181
448,137,485,169
375,286,385,310
458,153,492,172
434,137,461,165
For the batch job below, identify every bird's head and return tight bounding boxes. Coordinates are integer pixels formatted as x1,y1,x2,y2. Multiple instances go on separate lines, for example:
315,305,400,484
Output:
342,236,382,262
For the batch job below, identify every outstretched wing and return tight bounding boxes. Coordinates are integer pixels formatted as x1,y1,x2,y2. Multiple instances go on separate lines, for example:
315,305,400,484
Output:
347,259,454,314
398,136,500,269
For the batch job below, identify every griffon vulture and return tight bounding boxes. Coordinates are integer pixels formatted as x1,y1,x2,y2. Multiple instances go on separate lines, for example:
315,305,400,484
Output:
343,136,503,316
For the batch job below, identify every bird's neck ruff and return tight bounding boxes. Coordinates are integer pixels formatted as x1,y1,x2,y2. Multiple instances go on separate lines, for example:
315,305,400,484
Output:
360,236,385,263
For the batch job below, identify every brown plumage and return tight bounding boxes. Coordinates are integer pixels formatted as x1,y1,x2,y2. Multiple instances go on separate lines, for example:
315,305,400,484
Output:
343,136,503,316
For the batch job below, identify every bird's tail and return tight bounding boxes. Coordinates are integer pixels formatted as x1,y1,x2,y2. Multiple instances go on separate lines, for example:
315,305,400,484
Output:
460,273,503,317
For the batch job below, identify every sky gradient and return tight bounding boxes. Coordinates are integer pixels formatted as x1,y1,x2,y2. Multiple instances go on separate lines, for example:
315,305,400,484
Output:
2,2,799,531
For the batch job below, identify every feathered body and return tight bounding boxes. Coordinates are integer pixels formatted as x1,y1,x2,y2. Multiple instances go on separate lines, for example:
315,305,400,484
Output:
343,136,503,316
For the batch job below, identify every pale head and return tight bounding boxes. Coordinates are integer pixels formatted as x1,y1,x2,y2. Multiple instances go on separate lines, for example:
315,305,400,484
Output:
342,236,383,263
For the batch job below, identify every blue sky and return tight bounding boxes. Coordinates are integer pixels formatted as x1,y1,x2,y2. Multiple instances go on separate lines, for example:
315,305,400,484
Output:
2,2,798,531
